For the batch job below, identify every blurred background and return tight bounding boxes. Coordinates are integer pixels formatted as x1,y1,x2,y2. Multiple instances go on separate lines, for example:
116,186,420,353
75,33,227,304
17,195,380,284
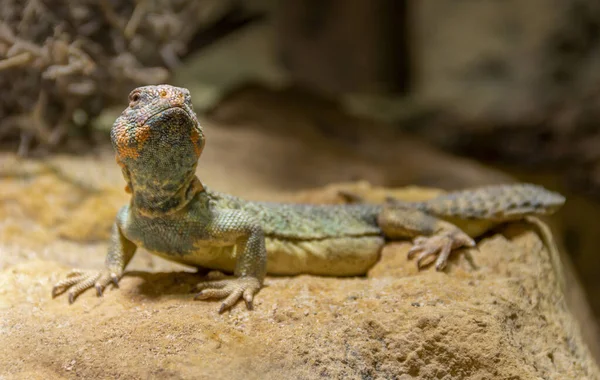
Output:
1,0,600,356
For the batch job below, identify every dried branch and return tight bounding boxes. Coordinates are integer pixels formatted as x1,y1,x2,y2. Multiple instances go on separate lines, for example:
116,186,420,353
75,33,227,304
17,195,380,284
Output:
0,0,238,153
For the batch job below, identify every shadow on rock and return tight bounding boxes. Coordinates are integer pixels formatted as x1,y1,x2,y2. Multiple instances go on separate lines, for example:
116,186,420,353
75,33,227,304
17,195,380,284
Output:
124,270,206,299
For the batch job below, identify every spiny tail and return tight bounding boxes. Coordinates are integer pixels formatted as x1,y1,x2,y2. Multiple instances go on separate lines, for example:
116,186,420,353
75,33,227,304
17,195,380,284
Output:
524,216,566,293
398,184,566,221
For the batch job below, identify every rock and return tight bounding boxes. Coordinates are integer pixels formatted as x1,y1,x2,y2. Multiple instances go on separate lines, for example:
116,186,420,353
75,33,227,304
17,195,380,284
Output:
1,221,597,378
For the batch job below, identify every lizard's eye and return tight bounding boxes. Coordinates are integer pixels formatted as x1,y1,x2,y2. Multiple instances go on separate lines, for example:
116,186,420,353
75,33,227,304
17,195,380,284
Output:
129,92,141,106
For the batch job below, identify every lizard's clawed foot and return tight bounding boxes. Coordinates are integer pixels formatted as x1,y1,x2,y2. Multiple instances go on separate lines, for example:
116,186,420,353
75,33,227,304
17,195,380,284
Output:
193,274,261,313
52,269,120,303
407,229,476,270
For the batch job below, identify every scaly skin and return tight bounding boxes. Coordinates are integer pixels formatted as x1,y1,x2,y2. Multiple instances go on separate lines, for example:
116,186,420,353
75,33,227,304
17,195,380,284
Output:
52,85,566,312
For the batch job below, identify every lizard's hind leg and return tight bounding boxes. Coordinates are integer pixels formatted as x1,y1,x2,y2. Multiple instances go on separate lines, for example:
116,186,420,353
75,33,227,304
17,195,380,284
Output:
378,207,475,270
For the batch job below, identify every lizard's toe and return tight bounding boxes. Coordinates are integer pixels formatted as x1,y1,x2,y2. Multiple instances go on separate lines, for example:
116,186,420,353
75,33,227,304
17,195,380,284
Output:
194,288,231,300
66,274,99,303
193,276,261,313
408,228,476,270
434,241,453,271
53,269,120,303
52,275,86,298
243,288,255,309
415,247,441,269
94,272,117,297
219,289,245,313
194,279,229,291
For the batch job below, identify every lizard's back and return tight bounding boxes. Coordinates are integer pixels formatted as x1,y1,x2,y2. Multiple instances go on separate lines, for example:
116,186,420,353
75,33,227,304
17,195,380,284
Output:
207,189,386,276
207,188,383,239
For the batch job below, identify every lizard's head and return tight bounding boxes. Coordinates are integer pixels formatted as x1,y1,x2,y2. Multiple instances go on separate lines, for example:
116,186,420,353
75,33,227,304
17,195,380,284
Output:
111,85,205,215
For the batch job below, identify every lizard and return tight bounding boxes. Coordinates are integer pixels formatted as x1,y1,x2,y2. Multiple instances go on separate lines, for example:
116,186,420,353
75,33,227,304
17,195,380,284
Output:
51,84,566,313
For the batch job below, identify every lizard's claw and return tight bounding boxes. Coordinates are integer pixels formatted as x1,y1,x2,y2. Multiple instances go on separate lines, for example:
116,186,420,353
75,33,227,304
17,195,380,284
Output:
407,229,476,271
52,269,120,303
193,276,261,313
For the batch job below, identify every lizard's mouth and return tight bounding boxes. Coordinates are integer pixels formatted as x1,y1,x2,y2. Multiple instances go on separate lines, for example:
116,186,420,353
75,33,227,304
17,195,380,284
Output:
144,106,196,126
134,104,204,160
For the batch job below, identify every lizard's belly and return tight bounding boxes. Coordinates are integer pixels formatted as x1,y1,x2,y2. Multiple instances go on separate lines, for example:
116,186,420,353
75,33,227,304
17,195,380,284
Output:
265,235,384,276
144,243,237,272
141,235,384,276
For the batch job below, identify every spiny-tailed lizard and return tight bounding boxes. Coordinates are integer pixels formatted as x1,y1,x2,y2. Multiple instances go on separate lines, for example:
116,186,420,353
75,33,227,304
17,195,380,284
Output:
52,85,566,312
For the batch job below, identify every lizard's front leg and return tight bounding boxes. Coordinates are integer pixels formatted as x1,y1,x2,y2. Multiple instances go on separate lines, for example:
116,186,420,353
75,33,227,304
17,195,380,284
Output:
193,210,267,313
52,219,137,303
378,207,475,270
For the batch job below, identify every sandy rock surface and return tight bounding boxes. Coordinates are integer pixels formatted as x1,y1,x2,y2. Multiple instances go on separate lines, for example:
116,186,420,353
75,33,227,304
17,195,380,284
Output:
0,229,596,379
1,88,598,378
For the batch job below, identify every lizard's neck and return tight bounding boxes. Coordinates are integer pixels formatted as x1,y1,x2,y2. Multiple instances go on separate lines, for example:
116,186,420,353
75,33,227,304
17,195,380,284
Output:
130,175,204,217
